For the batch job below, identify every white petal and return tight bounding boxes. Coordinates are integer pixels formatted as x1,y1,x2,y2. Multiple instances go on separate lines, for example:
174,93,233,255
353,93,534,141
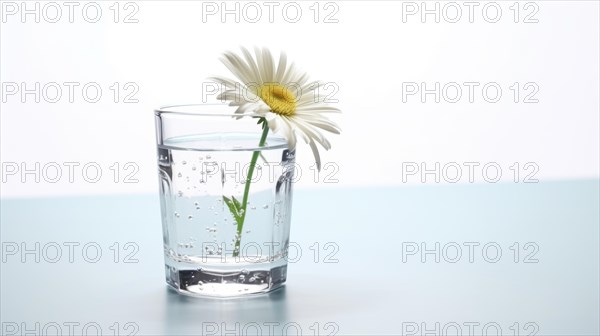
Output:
274,52,287,83
294,118,331,150
290,120,310,144
296,81,339,106
304,119,341,134
265,113,279,131
295,105,341,113
280,117,297,150
296,90,326,105
208,76,237,90
254,100,271,113
241,88,261,103
293,113,341,130
209,80,257,107
300,80,324,92
234,102,257,114
240,47,262,84
265,114,297,150
280,62,297,85
294,111,339,120
221,52,253,85
308,137,322,171
284,118,322,169
296,96,319,107
216,90,237,101
296,93,337,107
253,46,266,83
227,102,262,119
261,47,275,83
291,71,309,88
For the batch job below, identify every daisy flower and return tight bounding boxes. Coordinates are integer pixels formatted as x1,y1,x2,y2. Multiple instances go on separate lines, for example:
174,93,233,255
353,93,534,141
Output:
210,47,341,170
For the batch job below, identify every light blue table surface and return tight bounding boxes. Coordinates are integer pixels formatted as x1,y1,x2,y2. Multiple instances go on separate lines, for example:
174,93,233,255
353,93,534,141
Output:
1,180,599,335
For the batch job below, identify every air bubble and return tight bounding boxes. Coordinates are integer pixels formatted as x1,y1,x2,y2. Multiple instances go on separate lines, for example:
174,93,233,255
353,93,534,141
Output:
182,161,187,165
263,204,269,209
174,212,180,218
188,215,193,220
177,173,182,178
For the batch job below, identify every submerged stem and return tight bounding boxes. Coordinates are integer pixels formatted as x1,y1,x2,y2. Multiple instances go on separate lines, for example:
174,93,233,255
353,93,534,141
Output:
233,118,269,257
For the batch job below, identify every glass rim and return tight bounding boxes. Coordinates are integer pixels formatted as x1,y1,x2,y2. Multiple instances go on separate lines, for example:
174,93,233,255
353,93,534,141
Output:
154,103,259,118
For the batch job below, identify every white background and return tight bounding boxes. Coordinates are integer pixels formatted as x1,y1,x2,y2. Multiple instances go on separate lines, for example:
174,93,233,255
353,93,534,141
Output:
1,1,598,198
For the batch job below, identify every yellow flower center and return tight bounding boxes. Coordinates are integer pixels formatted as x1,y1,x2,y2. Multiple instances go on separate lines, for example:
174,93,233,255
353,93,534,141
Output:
257,84,296,116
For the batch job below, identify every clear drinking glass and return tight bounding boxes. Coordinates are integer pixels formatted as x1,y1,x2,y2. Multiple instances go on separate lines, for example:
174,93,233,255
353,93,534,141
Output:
155,104,295,297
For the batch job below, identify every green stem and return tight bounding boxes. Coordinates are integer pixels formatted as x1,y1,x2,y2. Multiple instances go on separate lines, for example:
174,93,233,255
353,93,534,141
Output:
233,118,269,257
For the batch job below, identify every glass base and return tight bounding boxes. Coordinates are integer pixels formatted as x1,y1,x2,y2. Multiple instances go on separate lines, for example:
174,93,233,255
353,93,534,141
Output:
165,261,287,298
